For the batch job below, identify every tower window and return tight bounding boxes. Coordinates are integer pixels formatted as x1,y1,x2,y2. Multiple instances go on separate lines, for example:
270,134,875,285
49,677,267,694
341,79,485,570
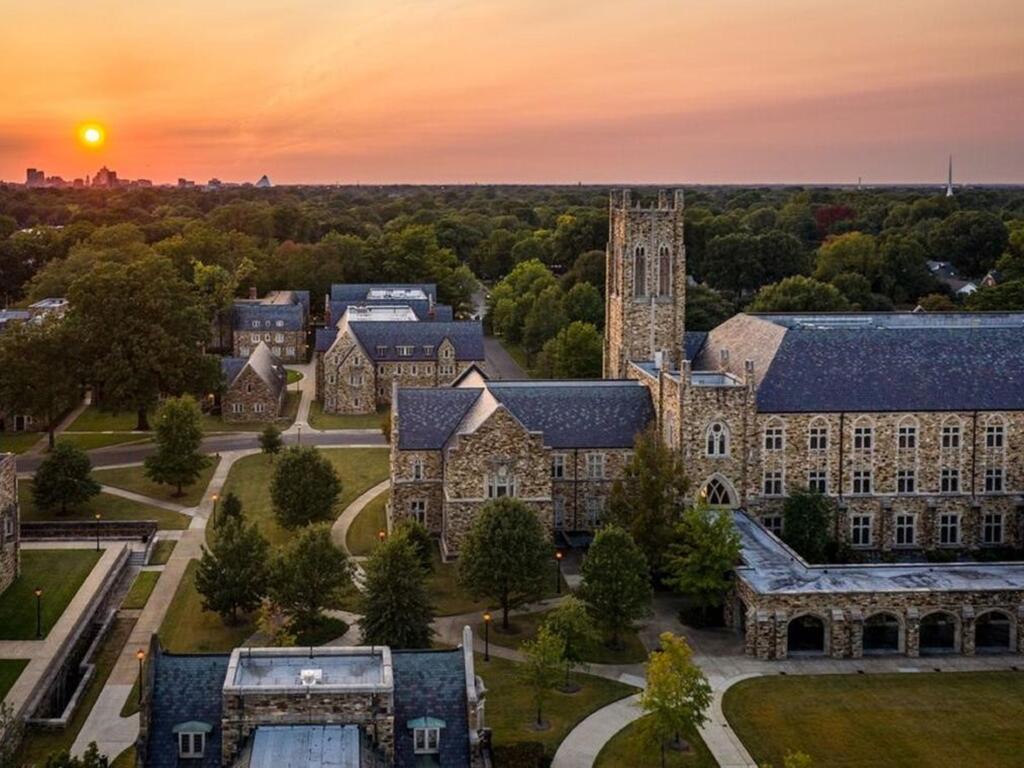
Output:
658,245,671,296
633,246,646,298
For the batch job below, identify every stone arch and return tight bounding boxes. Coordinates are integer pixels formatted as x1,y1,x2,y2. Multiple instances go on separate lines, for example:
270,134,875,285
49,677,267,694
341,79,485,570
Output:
940,414,964,450
975,609,1015,653
787,613,828,656
705,420,730,458
807,415,830,449
863,611,903,654
699,474,738,508
920,610,960,654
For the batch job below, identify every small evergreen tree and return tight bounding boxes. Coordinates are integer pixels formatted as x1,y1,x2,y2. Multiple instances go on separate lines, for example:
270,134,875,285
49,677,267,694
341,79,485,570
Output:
518,626,565,729
219,491,243,523
44,743,109,768
393,519,434,573
360,535,434,648
458,498,551,629
259,424,283,455
270,447,342,528
782,489,835,563
271,524,351,631
195,516,270,622
256,597,297,647
581,526,652,649
143,395,210,497
32,443,100,515
542,595,599,690
666,504,741,625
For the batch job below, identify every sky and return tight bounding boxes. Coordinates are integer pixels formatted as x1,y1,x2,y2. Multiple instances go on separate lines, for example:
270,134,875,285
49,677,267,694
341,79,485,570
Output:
1,0,1022,185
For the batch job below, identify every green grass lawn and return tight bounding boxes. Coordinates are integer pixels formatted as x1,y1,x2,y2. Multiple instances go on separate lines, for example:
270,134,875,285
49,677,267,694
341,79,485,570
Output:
0,659,29,700
158,559,257,653
476,607,648,664
148,539,177,565
286,369,303,384
724,672,1024,768
57,433,151,451
0,550,102,639
0,433,42,454
478,654,638,761
308,401,388,431
16,617,136,767
216,448,389,547
345,491,388,556
93,457,220,508
595,715,718,767
110,747,136,768
18,480,191,530
67,406,146,432
122,571,160,610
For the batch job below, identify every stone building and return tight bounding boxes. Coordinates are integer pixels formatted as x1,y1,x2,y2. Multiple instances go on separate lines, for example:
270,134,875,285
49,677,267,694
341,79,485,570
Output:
220,342,287,423
0,453,20,595
326,283,454,325
390,375,652,557
232,290,310,363
317,305,484,416
139,628,489,767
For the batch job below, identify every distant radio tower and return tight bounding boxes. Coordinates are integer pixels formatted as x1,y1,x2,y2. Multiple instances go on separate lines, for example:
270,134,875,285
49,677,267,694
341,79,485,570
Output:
945,155,954,197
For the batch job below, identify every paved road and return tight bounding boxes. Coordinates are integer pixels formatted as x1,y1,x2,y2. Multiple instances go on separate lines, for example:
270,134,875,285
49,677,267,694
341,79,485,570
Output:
483,336,527,380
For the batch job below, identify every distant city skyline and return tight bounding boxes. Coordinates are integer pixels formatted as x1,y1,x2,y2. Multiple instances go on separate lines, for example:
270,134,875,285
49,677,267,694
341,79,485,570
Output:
2,0,1022,185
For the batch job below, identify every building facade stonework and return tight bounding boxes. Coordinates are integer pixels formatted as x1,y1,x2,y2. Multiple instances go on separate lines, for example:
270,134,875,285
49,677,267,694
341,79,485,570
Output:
0,453,18,594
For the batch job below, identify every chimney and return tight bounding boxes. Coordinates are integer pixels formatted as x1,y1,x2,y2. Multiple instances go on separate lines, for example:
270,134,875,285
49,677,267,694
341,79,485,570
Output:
248,286,257,300
719,349,730,369
324,294,332,326
654,350,664,370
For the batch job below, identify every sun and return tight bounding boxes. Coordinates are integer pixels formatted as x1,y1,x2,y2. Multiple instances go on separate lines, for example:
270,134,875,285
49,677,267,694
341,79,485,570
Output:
78,124,105,148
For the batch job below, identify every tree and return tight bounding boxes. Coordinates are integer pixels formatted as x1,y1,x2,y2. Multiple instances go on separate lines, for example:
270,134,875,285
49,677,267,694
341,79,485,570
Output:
607,427,689,575
639,632,712,767
0,321,82,449
458,498,551,629
758,231,809,283
393,519,434,573
259,424,283,455
256,597,297,647
535,321,603,378
44,743,109,768
703,233,764,298
522,284,566,358
562,249,606,295
877,234,934,304
143,395,210,497
666,505,741,624
32,443,100,515
68,254,218,430
518,626,565,729
360,534,434,648
966,280,1024,311
581,526,652,648
813,232,882,287
195,516,270,622
929,211,1008,277
563,281,603,328
486,259,558,341
685,285,734,331
270,447,342,528
219,491,243,522
270,524,351,631
830,272,892,311
747,276,851,312
542,595,600,690
917,292,956,311
781,489,834,563
0,700,16,768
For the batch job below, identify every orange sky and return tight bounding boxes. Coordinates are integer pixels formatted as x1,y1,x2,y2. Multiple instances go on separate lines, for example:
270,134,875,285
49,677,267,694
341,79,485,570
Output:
1,0,1022,184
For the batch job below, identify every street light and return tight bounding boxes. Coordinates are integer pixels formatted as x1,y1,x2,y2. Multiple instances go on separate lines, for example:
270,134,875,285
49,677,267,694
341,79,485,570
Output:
483,611,492,662
136,649,145,707
297,424,302,446
377,529,386,544
94,512,101,551
211,493,219,527
555,550,564,594
34,587,43,638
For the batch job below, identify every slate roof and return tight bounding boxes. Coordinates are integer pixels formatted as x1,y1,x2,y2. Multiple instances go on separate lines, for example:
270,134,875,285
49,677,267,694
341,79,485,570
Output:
348,322,484,362
683,331,708,361
220,356,247,385
247,725,360,768
392,650,470,768
233,291,309,332
330,283,436,303
221,343,286,397
396,380,654,450
147,652,229,768
750,313,1024,412
315,327,338,353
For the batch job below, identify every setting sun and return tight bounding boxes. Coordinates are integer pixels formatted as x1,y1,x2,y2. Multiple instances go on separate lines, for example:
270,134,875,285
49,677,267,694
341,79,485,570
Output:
79,124,104,148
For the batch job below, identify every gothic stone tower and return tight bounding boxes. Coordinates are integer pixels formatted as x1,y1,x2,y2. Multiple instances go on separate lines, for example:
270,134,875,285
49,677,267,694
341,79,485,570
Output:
603,189,686,378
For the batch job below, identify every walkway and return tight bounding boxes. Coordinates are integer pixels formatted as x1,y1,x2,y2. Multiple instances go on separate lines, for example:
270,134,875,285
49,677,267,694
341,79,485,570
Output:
483,336,527,379
331,479,390,557
99,485,194,515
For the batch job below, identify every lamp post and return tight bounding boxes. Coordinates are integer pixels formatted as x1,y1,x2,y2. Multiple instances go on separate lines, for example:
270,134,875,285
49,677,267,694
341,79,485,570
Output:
34,587,43,638
483,611,492,662
377,529,386,545
136,649,145,707
211,493,219,527
555,550,563,594
94,512,101,551
297,424,302,446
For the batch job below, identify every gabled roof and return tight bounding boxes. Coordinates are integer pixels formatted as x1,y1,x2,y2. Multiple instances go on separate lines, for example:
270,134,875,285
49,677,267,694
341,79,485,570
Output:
315,327,338,353
147,652,229,768
347,321,484,362
683,331,708,361
392,650,471,768
396,389,482,450
233,291,308,331
221,342,286,397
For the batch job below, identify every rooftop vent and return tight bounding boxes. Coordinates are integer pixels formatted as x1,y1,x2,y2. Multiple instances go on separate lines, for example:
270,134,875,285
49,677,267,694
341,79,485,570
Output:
300,669,323,686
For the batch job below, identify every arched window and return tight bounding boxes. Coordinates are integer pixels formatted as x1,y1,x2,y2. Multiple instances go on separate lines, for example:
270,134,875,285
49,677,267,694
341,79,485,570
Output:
706,421,729,457
633,246,646,298
702,476,735,506
658,245,671,296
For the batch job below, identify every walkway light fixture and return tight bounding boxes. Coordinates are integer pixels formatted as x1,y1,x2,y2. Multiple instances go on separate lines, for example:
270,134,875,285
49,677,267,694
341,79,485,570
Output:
377,529,386,543
34,587,43,638
211,493,219,526
136,649,146,706
555,551,564,594
483,611,492,662
94,512,101,551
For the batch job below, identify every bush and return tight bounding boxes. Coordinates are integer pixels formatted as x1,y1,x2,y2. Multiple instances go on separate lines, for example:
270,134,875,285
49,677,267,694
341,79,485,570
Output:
491,742,544,768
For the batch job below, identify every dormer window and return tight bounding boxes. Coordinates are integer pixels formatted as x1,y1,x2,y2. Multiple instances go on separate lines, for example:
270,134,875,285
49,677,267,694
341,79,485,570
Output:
251,320,259,329
408,717,445,755
424,345,434,356
173,722,212,759
376,345,388,356
397,345,413,357
276,320,284,328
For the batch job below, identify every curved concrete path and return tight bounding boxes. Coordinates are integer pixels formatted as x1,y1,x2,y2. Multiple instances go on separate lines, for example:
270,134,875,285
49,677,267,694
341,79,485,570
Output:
331,479,391,558
551,694,642,768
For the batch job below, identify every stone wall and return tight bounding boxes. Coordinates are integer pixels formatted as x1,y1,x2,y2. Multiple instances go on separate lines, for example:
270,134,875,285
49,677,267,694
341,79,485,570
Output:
222,367,285,423
234,329,306,363
0,454,18,594
389,449,446,534
550,448,632,531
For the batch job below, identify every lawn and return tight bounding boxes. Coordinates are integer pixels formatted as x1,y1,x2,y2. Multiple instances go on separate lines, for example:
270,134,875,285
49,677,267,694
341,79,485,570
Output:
18,481,191,530
595,715,718,767
346,491,388,556
16,617,136,767
57,433,151,451
93,457,220,507
216,447,389,547
148,539,177,565
286,369,303,384
0,659,29,700
122,571,160,610
478,654,638,761
67,406,144,432
0,433,42,454
476,607,648,664
158,559,256,653
308,401,388,431
723,672,1024,768
0,550,102,640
